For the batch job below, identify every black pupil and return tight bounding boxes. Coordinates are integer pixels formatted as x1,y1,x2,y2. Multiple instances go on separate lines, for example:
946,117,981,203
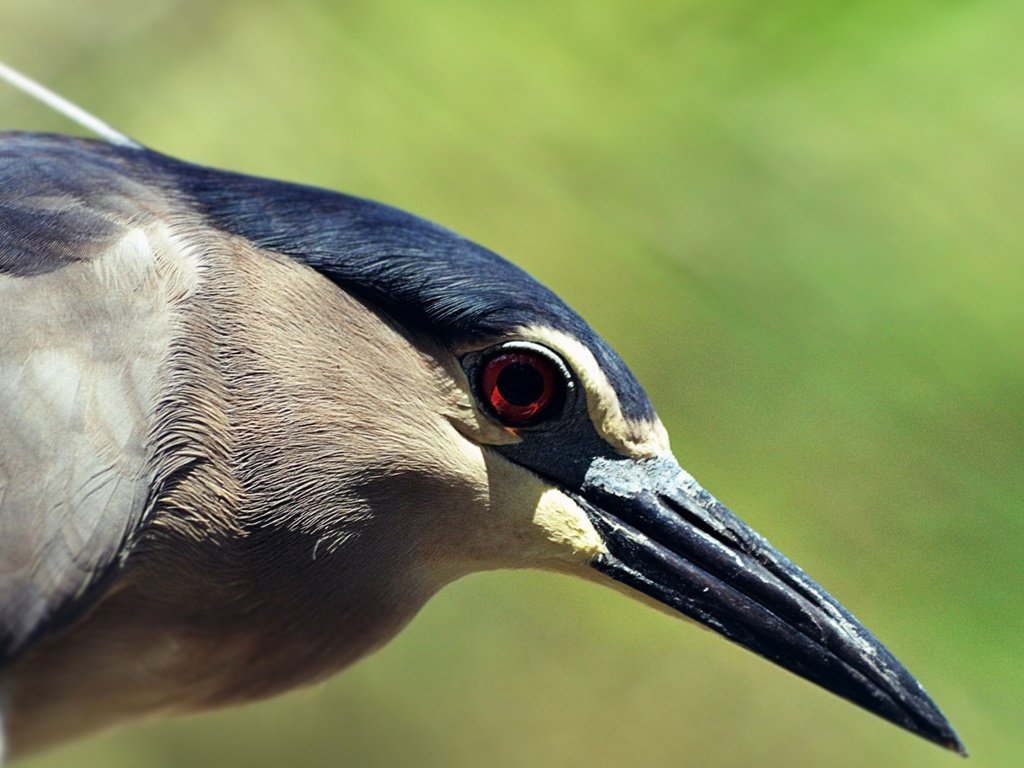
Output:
497,361,545,406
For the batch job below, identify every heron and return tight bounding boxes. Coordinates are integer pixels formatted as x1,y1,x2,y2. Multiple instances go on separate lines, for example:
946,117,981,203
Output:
0,65,963,762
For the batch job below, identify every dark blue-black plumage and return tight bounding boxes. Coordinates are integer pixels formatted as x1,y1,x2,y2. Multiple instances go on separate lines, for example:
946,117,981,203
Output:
0,132,654,422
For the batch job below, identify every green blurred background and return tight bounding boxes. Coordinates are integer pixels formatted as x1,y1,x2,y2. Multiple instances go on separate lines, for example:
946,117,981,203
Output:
2,1,1021,766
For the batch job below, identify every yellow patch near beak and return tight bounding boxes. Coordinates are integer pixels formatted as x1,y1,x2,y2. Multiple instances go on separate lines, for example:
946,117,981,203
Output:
531,487,607,561
447,437,607,571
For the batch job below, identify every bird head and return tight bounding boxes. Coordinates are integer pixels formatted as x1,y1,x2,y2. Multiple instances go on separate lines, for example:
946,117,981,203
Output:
126,144,963,753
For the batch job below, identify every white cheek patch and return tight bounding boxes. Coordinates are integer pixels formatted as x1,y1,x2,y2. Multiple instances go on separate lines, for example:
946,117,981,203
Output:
532,488,607,560
518,327,670,458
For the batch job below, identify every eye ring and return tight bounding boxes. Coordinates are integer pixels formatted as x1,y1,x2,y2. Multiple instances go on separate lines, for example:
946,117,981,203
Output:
477,344,567,426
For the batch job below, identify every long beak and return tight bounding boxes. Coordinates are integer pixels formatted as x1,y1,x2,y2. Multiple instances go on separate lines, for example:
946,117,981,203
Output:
575,455,965,754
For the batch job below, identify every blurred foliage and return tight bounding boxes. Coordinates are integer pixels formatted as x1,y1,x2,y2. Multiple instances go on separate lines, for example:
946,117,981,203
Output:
2,1,1021,766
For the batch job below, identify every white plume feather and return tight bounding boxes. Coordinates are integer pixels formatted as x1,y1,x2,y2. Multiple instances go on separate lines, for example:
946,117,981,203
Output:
0,60,140,148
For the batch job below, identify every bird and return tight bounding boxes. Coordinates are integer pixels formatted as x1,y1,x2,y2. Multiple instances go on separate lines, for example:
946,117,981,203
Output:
0,66,964,763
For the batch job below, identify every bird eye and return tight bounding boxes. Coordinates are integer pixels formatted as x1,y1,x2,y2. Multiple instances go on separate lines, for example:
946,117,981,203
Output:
479,348,562,426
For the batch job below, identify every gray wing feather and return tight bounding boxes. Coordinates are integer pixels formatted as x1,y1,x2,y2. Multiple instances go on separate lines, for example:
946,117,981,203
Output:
0,134,184,663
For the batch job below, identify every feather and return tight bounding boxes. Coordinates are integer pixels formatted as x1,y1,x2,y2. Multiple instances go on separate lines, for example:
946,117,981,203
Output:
0,61,139,148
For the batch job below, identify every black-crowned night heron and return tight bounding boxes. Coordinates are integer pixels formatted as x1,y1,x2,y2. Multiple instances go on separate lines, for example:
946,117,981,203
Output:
0,69,963,762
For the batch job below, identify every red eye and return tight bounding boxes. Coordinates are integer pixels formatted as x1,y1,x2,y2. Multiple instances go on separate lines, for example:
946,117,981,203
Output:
480,350,560,425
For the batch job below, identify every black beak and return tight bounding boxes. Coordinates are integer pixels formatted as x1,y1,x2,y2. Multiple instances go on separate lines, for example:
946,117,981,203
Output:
575,455,965,754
